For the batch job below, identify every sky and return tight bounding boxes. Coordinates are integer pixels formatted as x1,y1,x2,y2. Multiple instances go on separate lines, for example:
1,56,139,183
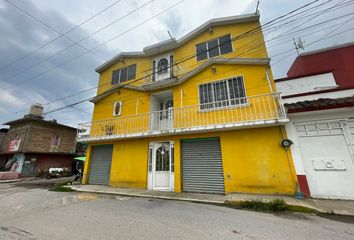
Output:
0,0,353,128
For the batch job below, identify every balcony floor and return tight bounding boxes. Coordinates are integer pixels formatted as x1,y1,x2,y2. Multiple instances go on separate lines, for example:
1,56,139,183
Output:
77,118,289,142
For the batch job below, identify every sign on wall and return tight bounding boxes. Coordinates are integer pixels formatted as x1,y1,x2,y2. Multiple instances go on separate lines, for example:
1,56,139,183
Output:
8,138,21,152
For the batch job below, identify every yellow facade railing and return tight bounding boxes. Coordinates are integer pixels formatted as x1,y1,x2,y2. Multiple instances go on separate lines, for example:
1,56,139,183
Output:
77,92,287,141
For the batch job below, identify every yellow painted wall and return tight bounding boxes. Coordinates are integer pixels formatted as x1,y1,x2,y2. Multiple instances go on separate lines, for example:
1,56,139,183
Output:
95,20,268,97
90,64,276,139
83,127,297,195
91,18,272,124
81,18,298,195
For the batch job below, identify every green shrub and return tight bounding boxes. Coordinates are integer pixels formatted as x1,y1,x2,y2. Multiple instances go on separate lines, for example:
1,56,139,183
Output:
48,181,74,192
268,199,287,211
49,186,75,192
238,199,287,212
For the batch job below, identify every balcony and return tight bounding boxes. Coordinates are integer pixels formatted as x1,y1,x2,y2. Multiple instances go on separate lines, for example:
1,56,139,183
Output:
77,92,288,142
143,65,182,89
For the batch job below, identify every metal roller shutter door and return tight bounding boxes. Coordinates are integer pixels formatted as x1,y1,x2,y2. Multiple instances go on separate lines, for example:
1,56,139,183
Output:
182,138,225,194
88,145,113,185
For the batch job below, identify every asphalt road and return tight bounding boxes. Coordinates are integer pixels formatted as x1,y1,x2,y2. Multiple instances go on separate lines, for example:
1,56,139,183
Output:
0,179,354,240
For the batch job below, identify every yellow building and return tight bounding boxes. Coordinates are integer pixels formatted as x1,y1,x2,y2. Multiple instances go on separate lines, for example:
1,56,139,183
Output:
78,13,298,195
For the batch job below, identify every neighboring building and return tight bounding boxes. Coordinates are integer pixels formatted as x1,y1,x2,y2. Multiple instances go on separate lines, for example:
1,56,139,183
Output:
276,42,354,200
78,13,297,195
0,104,77,179
0,128,9,169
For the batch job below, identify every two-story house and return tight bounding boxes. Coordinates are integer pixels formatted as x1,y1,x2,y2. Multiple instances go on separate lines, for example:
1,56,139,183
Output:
0,104,77,179
78,13,297,195
276,42,354,200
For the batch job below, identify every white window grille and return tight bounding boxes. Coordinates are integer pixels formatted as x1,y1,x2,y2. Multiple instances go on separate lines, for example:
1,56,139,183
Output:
198,76,246,110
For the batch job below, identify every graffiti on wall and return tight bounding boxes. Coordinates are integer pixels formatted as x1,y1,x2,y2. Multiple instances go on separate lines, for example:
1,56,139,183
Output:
8,138,21,152
49,136,61,152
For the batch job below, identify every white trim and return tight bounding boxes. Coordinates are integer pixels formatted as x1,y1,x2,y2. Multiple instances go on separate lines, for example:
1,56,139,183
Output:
288,107,354,119
282,88,354,104
153,53,172,82
300,41,354,57
112,64,136,85
113,101,122,116
96,13,259,72
92,58,270,102
195,34,233,61
198,102,250,113
286,109,354,176
197,75,247,111
78,119,289,143
265,67,274,93
135,98,139,115
148,141,174,192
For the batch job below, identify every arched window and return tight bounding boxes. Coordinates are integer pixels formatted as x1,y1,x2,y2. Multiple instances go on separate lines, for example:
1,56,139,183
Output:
157,58,168,75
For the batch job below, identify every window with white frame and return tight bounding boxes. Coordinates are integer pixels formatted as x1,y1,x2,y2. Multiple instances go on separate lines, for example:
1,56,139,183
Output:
152,54,174,82
113,101,122,116
111,64,136,85
196,34,233,61
199,76,246,110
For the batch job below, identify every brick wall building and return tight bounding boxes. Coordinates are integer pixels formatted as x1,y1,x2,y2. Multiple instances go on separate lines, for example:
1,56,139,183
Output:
0,129,8,169
0,105,77,179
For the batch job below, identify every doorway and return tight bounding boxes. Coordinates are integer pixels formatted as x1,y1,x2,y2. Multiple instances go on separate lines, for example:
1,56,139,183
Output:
150,91,173,131
147,142,174,191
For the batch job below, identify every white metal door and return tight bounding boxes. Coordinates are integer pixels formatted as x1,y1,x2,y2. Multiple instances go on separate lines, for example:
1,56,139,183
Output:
294,120,354,199
152,100,173,131
147,142,174,191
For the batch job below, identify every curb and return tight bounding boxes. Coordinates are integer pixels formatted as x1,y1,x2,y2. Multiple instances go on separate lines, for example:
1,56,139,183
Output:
0,179,25,184
67,186,354,217
68,186,224,205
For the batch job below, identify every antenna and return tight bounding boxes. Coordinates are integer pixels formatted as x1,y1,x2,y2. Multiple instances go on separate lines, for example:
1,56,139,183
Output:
255,0,260,14
293,37,305,55
167,30,173,40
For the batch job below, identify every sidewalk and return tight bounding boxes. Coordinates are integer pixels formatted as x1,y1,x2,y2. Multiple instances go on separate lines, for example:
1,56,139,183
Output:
69,184,354,216
0,176,74,185
0,178,25,183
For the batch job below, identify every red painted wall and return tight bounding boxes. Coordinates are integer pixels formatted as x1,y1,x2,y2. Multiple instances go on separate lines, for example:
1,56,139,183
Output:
287,44,354,89
0,155,7,169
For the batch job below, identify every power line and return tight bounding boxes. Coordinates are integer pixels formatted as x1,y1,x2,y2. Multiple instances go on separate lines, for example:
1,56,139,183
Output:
2,0,340,117
0,0,125,71
271,26,354,65
6,0,349,89
5,0,348,117
2,0,184,90
3,0,338,91
1,0,155,84
306,15,354,45
71,15,354,112
3,0,347,118
3,0,106,61
45,5,340,116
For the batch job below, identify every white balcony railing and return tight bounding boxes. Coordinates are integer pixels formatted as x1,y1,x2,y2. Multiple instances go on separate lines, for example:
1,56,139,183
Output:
77,92,288,142
144,65,186,85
